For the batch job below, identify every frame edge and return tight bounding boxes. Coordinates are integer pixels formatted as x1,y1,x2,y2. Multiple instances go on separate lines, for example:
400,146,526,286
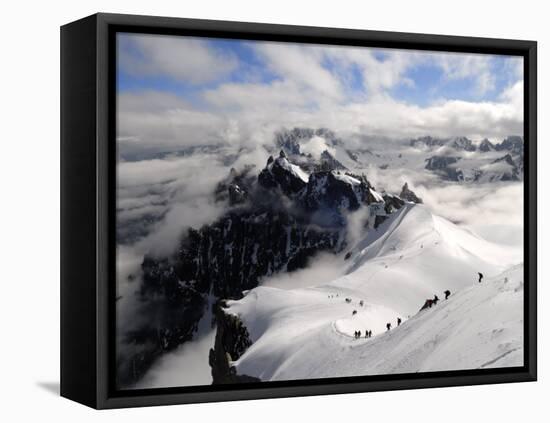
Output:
84,12,538,409
60,13,99,409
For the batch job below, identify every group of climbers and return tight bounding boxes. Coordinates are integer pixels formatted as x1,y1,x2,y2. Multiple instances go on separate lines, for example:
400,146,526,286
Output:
347,272,485,340
419,273,483,312
354,330,373,339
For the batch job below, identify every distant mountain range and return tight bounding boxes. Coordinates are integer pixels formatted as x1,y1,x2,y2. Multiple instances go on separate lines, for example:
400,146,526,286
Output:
274,129,525,183
411,135,524,182
116,127,524,388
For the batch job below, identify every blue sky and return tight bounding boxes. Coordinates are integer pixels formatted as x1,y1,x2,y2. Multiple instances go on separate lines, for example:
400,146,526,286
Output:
118,35,281,109
116,33,523,150
118,34,522,108
389,55,520,106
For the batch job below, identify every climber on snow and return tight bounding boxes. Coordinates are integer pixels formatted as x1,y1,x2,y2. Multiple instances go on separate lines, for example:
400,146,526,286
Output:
397,317,402,326
444,290,451,300
386,323,392,331
419,299,434,311
478,272,484,283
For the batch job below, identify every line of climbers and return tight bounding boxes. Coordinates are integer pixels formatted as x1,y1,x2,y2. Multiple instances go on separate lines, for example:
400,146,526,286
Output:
349,272,484,338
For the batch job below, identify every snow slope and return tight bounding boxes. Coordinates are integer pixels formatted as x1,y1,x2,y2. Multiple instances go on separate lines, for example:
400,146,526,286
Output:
224,204,523,381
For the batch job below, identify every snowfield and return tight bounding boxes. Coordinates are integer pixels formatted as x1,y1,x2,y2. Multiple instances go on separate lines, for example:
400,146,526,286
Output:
225,204,523,381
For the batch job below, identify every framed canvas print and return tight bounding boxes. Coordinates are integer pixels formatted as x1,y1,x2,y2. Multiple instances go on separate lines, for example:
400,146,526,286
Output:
60,13,537,409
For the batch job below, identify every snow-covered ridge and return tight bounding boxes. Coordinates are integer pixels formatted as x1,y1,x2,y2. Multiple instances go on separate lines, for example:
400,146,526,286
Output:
333,171,361,186
223,204,523,381
268,154,310,183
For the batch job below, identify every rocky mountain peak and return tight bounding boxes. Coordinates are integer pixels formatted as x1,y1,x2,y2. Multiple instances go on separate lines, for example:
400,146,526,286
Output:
215,165,256,205
258,154,308,196
318,150,347,171
451,136,476,152
301,171,384,228
479,138,495,152
496,136,524,155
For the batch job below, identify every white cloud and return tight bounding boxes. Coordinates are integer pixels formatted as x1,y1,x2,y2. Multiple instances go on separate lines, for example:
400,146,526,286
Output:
301,135,336,159
325,47,416,95
250,43,418,99
117,40,524,157
118,83,522,160
431,52,495,96
308,94,522,140
118,33,237,83
203,79,311,111
499,80,524,113
415,182,524,234
253,43,344,101
117,153,231,256
117,91,228,154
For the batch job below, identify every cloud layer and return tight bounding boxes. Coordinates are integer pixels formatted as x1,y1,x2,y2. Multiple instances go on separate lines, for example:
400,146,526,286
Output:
117,34,523,156
118,34,238,83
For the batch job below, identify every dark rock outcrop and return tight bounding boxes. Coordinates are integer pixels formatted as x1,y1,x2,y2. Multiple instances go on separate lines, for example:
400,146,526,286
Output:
301,172,376,216
424,156,464,181
496,136,523,155
450,136,476,152
209,304,260,384
383,193,406,213
215,165,256,205
399,183,423,204
258,151,308,196
410,136,447,149
318,150,347,171
489,154,520,181
479,138,495,152
425,155,460,171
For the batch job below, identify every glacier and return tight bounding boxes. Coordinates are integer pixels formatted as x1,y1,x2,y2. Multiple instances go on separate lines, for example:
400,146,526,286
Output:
224,204,523,381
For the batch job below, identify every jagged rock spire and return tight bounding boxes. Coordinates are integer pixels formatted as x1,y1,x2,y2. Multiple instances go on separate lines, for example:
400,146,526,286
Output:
259,152,306,196
400,182,423,204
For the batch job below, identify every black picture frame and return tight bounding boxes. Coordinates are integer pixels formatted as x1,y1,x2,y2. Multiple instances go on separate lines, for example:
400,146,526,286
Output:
60,12,537,409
